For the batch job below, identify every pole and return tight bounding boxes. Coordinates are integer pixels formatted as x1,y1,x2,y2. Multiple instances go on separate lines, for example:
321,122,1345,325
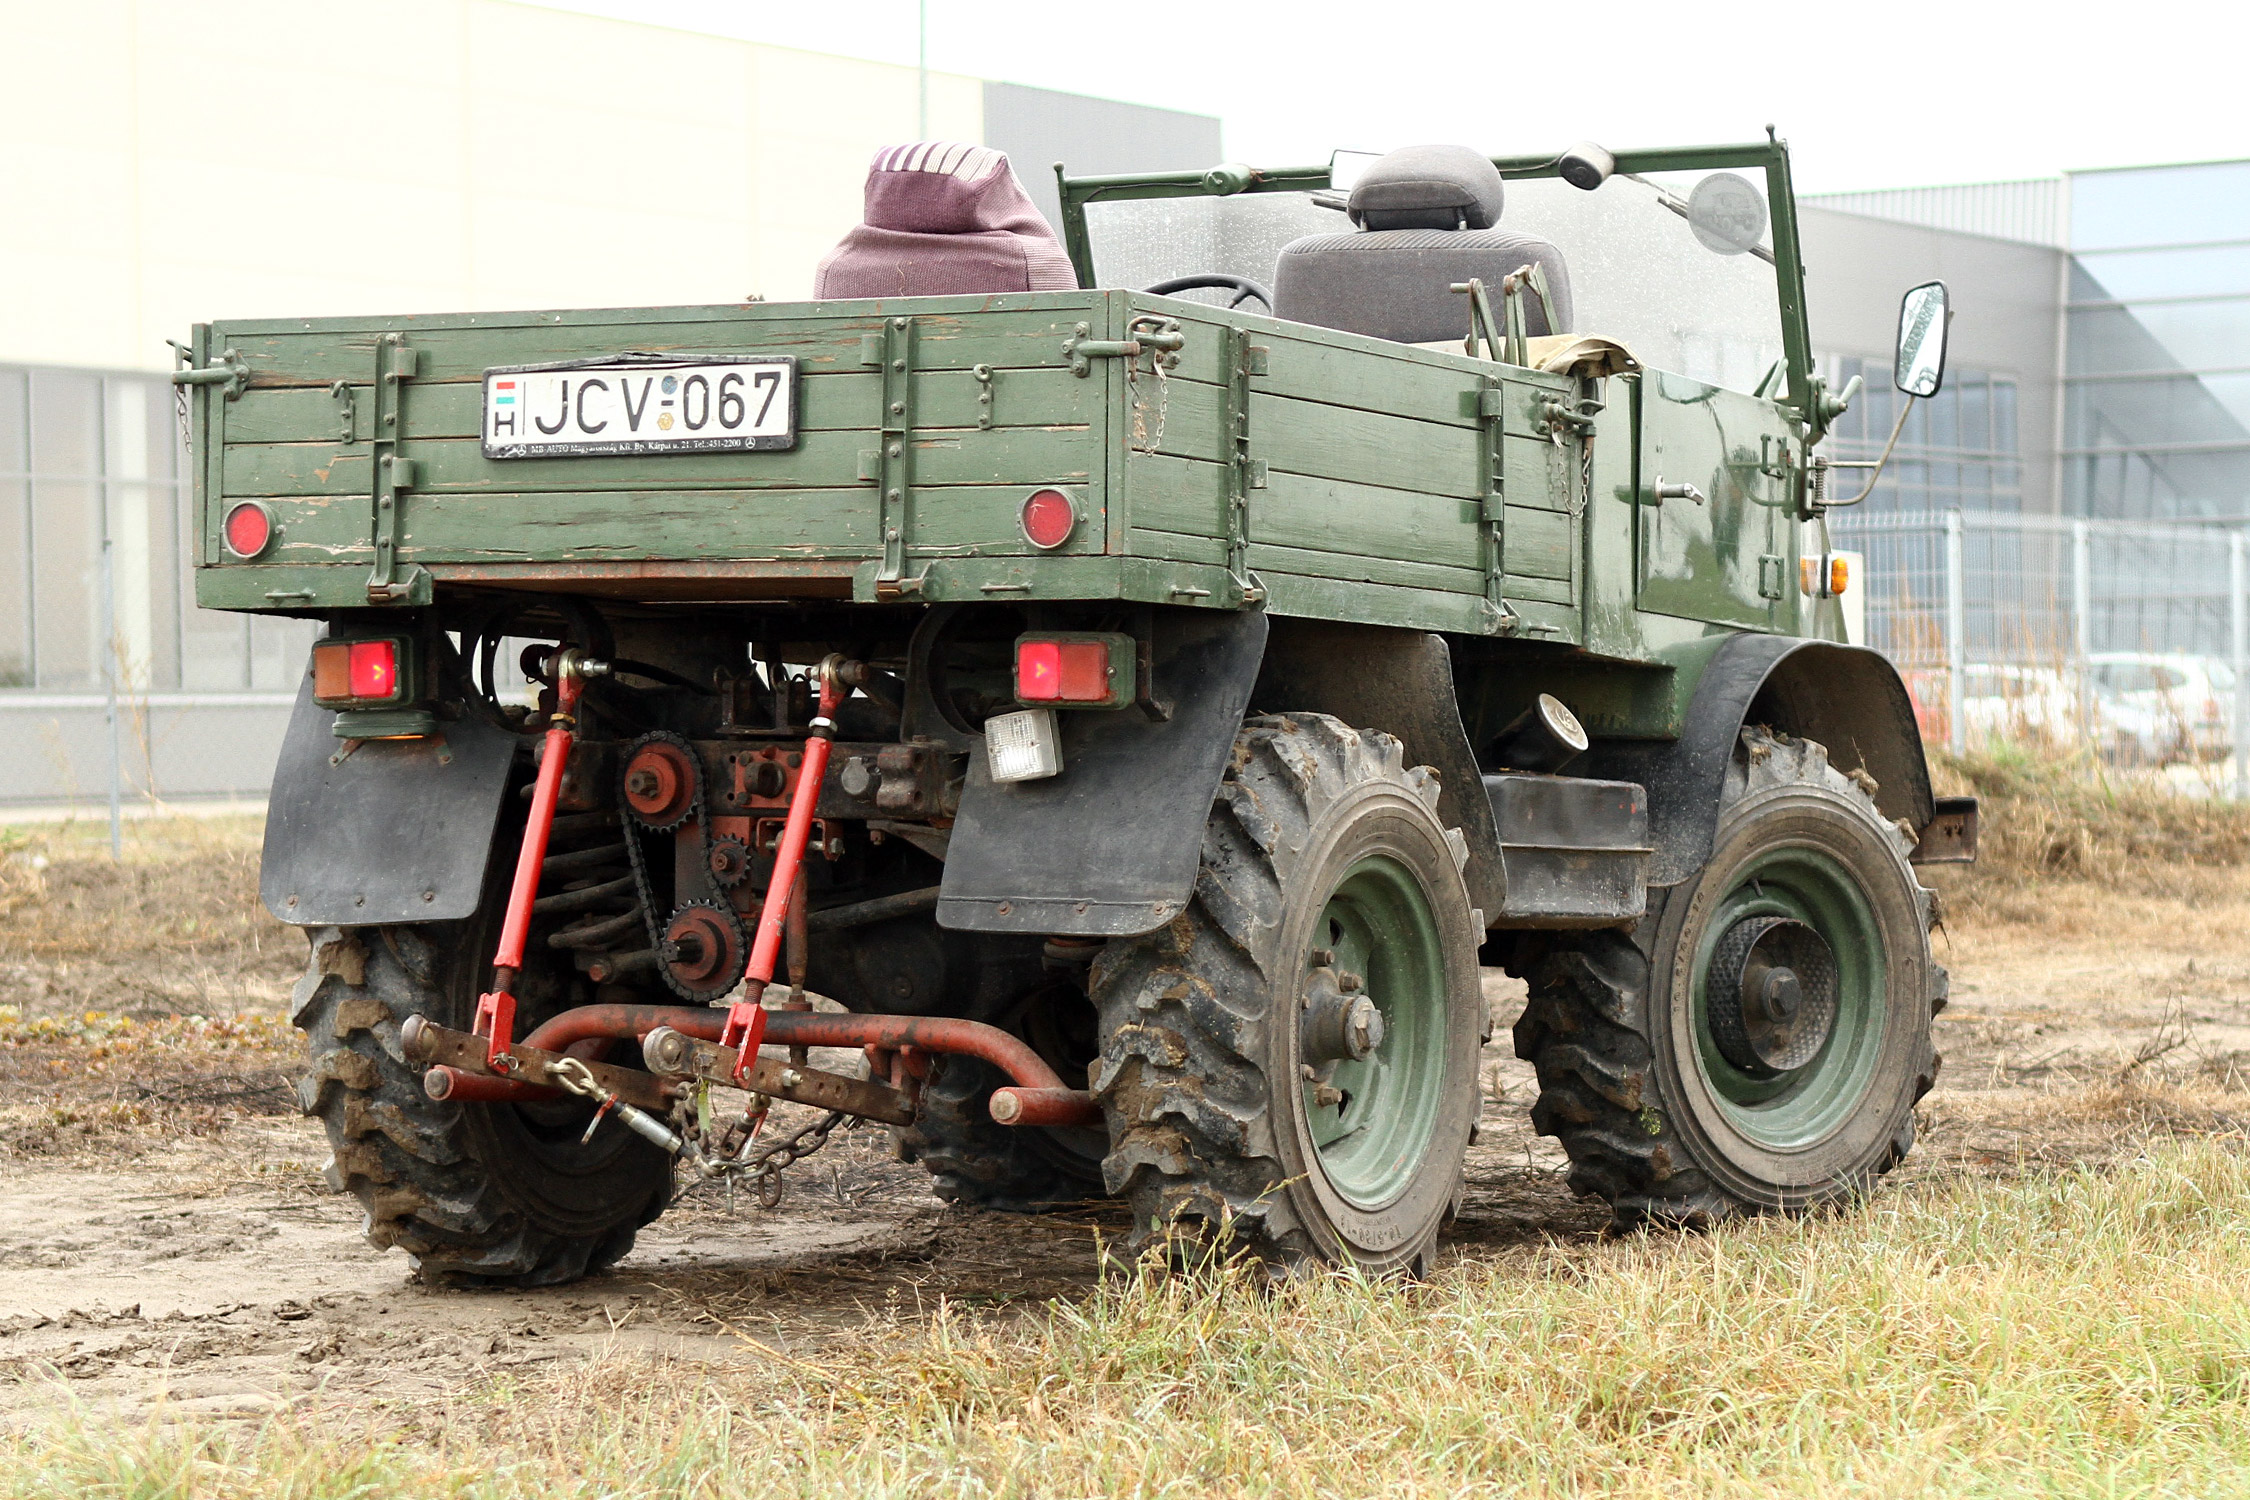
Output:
1945,508,1966,756
2073,519,2093,749
2232,530,2247,800
100,404,122,858
916,0,928,138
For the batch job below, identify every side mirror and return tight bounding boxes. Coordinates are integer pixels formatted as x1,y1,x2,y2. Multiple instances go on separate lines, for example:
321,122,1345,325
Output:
1895,281,1950,397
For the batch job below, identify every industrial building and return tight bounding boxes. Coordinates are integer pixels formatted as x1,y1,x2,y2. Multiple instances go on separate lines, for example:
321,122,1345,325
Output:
8,4,2242,807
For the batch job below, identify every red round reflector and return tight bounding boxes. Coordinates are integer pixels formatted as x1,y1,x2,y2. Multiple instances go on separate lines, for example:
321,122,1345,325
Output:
222,502,273,559
1020,489,1077,550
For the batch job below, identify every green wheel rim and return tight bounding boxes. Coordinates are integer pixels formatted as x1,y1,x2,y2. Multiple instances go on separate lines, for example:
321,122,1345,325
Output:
1690,842,1887,1150
1303,855,1450,1209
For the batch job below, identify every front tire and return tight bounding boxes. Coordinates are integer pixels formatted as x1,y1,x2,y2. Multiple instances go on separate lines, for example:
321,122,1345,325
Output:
1092,714,1483,1275
1512,726,1944,1225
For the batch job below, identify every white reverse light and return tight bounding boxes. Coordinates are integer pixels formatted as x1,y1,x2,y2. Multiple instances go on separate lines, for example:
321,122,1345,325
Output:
985,708,1063,783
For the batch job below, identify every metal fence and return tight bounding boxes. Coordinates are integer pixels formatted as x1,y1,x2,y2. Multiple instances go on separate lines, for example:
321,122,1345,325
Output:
1828,509,2250,792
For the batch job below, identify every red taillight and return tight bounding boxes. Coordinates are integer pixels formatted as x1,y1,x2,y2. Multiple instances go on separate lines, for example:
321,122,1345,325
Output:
1018,640,1063,699
314,637,408,707
1015,633,1128,707
1020,488,1077,550
348,640,398,700
223,501,273,559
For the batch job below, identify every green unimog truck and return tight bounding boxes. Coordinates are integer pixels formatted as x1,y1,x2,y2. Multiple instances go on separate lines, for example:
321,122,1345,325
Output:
177,134,1974,1285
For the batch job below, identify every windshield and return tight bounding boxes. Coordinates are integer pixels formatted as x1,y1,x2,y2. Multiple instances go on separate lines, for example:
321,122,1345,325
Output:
1084,165,1788,397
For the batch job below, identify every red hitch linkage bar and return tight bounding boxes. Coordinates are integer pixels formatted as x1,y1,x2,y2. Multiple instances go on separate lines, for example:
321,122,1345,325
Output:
716,656,845,1083
471,648,608,1074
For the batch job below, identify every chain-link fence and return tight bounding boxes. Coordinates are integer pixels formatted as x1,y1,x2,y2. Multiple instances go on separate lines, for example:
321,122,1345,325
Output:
1829,510,2250,792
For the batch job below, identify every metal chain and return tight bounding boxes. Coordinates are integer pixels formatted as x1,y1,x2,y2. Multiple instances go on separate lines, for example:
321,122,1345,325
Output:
1125,317,1172,456
717,1108,849,1209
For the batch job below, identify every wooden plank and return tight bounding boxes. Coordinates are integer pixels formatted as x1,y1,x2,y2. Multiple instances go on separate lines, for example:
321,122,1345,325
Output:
1246,541,1481,595
1124,527,1226,565
1121,452,1227,540
1138,377,1227,464
1255,334,1482,428
1503,505,1575,582
1249,392,1482,499
1501,436,1577,512
230,367,1097,446
1253,470,1480,570
222,305,1107,388
222,426,1095,498
1259,571,1498,634
387,484,1108,564
1502,574,1573,607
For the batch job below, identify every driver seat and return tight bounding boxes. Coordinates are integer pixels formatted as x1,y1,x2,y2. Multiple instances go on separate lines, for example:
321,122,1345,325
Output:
1274,144,1573,343
814,143,1078,299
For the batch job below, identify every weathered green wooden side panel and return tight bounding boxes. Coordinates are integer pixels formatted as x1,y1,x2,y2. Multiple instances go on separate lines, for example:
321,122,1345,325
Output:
194,289,1606,640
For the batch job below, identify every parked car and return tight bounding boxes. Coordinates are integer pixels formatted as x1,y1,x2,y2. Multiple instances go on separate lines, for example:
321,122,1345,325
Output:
2087,653,2235,763
1957,664,2080,749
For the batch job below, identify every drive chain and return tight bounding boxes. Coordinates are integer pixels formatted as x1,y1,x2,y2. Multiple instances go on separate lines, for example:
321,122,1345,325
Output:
620,729,750,1003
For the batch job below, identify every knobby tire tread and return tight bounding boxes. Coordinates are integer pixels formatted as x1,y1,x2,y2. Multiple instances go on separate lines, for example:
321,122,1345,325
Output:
1509,726,1946,1229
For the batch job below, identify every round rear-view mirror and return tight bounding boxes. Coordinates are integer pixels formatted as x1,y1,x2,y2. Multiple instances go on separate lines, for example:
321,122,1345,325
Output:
1686,172,1767,256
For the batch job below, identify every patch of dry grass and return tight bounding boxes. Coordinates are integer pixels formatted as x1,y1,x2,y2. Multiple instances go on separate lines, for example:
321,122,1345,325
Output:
0,816,300,1020
1933,745,2250,903
9,1138,2250,1497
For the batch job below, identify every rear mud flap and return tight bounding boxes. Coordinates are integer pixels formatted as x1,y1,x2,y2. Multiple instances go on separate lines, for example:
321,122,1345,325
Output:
259,679,520,926
938,609,1269,938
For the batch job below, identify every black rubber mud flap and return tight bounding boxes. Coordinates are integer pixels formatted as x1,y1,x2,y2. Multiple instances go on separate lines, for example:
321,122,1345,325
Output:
938,608,1269,938
260,679,520,926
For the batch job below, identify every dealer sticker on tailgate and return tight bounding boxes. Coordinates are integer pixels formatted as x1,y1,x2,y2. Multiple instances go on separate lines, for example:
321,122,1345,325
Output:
482,356,797,458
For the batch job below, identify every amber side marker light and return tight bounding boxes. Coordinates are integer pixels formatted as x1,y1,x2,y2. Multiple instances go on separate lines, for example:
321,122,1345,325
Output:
222,501,274,559
1800,554,1849,598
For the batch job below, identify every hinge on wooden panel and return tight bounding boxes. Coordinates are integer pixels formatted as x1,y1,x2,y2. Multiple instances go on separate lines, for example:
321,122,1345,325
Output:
872,316,920,598
1475,374,1517,633
331,381,356,442
365,333,428,605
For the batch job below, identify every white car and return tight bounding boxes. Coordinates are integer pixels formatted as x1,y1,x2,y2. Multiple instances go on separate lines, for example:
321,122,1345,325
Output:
2086,653,2235,764
1956,665,2081,749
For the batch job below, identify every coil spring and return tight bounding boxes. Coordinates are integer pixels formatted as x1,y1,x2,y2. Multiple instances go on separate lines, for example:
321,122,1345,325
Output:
535,809,645,953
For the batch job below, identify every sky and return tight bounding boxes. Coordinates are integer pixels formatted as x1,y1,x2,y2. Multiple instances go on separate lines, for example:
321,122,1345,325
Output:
529,0,2250,194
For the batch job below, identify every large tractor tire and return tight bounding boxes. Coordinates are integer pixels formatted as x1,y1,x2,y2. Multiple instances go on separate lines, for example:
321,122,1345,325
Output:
1512,726,1945,1226
893,1054,1106,1211
293,908,673,1287
1092,714,1484,1276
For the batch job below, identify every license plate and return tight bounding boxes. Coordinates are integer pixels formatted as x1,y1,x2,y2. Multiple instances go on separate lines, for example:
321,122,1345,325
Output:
482,356,797,458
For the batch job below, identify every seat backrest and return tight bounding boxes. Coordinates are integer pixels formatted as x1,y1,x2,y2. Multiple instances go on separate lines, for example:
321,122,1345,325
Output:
1274,144,1573,343
814,143,1077,299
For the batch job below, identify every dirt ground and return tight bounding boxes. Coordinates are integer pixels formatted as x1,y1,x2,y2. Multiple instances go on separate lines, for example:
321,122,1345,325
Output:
3,825,2247,1425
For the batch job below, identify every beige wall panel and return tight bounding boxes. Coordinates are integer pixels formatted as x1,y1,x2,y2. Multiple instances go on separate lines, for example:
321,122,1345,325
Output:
1,0,983,370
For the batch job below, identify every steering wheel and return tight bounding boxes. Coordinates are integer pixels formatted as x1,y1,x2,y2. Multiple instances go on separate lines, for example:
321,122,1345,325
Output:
1143,274,1274,312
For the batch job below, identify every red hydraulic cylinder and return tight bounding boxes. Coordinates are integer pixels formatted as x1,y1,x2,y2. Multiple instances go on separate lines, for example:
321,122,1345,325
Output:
472,652,599,1073
718,661,843,1081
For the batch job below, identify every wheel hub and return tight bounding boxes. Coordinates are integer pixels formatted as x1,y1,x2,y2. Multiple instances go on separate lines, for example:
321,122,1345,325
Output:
1707,916,1837,1075
1301,963,1385,1066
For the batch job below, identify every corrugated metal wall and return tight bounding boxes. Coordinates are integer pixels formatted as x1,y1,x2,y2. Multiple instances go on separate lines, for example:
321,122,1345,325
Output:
1803,179,2068,248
